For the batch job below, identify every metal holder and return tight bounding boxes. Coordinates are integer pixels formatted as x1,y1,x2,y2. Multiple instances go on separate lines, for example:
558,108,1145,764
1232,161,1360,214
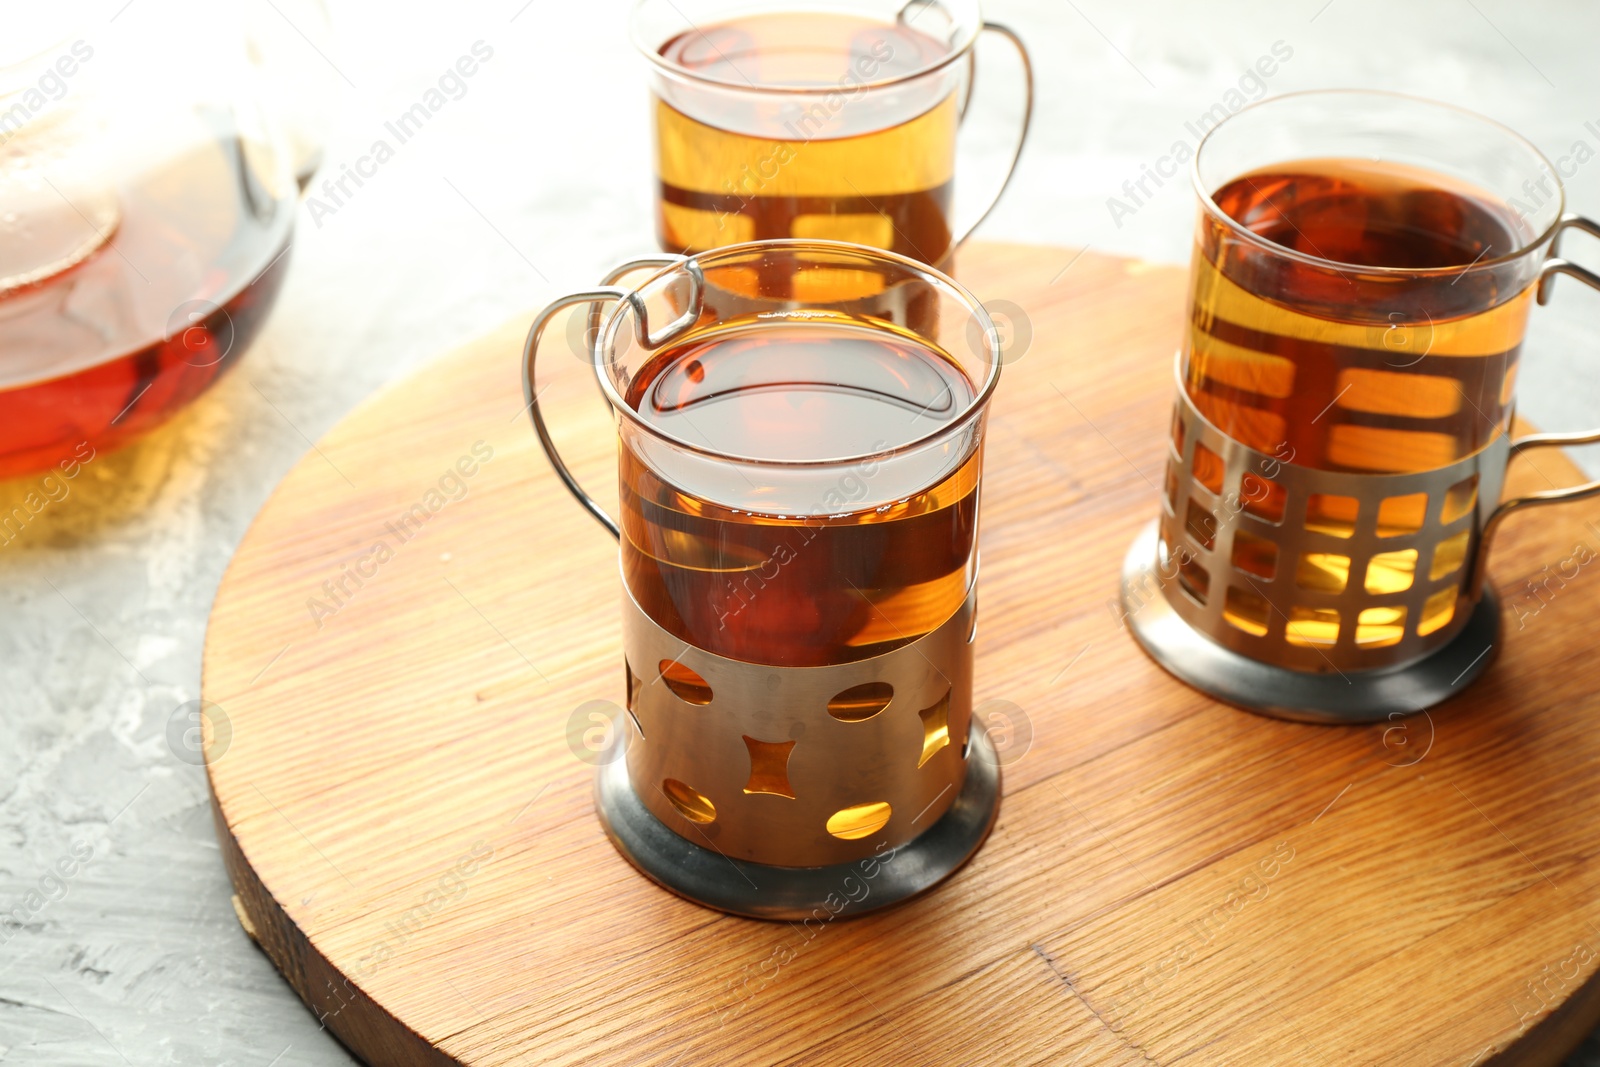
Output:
1123,339,1600,724
599,581,997,919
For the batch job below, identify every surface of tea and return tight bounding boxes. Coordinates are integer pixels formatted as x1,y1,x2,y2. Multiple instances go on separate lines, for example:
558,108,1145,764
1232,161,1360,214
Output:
620,318,980,666
0,137,293,479
654,11,958,269
1185,157,1534,475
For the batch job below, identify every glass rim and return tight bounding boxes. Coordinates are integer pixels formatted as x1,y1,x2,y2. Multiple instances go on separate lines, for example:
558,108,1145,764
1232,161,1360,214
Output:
628,0,982,94
1191,88,1566,278
595,238,1002,469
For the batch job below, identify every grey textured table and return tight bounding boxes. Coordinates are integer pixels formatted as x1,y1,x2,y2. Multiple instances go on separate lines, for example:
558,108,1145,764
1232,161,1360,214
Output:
4,0,1600,1063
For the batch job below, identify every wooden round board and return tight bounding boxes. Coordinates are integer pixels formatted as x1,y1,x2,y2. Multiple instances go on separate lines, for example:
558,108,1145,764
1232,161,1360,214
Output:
202,242,1600,1066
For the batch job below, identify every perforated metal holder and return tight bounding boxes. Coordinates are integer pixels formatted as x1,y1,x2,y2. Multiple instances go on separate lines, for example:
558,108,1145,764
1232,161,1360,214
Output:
596,581,998,919
1122,364,1512,723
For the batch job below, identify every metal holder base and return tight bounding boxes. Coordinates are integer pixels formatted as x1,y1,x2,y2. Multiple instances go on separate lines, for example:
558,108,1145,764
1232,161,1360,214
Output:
1122,522,1501,724
595,725,1000,921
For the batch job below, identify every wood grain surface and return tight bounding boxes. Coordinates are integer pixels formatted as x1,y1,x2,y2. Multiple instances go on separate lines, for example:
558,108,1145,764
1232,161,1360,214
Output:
200,242,1600,1066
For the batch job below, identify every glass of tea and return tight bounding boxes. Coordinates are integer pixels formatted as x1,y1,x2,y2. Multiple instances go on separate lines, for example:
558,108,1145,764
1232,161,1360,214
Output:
523,239,1003,918
0,3,310,480
1123,90,1600,722
631,0,1033,271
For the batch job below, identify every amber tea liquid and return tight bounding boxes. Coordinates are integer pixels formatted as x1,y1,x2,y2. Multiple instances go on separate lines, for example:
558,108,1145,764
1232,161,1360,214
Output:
1186,158,1535,478
654,12,958,271
620,317,980,667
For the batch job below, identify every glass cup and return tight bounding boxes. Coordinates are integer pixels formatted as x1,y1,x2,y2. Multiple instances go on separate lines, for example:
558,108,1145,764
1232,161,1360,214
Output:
523,239,1003,918
631,0,1033,272
1122,91,1600,723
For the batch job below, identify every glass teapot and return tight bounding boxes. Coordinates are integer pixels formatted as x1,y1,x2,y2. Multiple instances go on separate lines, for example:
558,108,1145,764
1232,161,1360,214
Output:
0,0,323,480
